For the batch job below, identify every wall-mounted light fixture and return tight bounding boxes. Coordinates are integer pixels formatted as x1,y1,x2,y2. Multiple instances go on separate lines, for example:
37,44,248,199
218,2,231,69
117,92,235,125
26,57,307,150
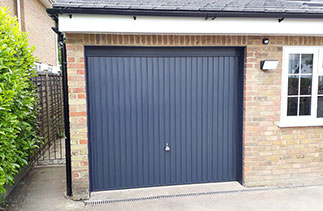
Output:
261,60,278,71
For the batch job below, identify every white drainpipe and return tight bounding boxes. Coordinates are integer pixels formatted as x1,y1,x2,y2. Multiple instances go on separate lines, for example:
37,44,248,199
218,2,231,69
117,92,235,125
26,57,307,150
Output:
16,0,22,31
55,33,60,72
39,0,52,8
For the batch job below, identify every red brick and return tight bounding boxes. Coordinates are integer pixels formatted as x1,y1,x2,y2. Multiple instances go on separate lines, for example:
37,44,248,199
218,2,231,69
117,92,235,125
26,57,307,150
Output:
70,112,87,117
77,70,85,75
68,63,85,69
71,88,86,93
68,57,76,62
80,140,88,144
77,93,86,99
68,75,85,81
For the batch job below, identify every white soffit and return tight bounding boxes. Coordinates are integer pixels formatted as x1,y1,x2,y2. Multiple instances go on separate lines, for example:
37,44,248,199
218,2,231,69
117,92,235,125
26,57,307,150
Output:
58,14,323,36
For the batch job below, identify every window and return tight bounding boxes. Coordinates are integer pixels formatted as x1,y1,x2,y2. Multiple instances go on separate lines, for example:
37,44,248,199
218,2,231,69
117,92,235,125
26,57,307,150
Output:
280,47,323,127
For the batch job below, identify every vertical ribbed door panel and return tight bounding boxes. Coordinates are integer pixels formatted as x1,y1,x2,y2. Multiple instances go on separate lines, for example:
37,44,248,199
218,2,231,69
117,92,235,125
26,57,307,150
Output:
86,47,243,191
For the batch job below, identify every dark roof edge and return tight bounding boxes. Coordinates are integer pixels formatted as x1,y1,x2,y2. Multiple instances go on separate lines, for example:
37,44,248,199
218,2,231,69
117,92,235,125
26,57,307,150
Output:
47,7,323,19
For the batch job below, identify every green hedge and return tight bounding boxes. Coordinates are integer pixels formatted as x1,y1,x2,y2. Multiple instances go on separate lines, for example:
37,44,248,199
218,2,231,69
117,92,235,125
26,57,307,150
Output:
0,7,39,195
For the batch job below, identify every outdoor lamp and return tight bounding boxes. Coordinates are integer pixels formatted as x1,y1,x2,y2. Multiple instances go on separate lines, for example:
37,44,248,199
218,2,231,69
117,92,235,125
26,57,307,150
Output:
260,60,279,70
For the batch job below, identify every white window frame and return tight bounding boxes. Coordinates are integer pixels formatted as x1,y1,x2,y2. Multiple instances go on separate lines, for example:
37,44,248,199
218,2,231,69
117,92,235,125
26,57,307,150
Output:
280,46,323,127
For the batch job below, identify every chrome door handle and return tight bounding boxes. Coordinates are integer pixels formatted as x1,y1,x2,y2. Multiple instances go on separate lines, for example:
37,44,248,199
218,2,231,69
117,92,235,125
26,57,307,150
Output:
165,143,170,152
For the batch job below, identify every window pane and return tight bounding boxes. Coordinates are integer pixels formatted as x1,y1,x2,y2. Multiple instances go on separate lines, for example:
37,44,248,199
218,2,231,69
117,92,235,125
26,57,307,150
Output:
318,76,323,95
300,75,312,95
299,97,311,116
288,75,299,95
301,54,313,73
287,97,298,116
288,54,300,74
318,96,323,118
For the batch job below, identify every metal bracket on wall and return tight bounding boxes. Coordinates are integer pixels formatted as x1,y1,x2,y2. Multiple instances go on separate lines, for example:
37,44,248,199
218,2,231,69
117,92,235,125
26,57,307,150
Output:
278,17,285,22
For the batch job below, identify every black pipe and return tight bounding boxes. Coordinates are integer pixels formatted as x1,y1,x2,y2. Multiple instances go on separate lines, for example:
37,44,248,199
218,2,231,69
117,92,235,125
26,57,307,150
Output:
60,35,72,197
52,19,72,196
47,7,323,19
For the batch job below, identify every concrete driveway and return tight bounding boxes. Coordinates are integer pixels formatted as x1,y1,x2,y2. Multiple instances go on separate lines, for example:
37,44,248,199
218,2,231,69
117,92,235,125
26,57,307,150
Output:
4,166,323,211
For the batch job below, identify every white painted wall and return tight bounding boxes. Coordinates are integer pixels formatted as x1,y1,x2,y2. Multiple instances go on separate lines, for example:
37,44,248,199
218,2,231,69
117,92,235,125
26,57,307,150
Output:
58,14,323,36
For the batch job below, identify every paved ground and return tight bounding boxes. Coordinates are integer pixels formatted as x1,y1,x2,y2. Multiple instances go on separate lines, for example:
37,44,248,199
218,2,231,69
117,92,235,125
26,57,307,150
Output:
3,166,323,211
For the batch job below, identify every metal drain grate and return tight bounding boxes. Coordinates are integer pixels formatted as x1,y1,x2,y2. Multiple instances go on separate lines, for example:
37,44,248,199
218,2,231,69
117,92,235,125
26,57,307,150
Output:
84,189,246,206
84,183,323,206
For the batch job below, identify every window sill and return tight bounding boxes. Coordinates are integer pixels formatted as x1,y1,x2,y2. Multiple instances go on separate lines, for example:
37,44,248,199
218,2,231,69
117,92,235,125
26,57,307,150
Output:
278,121,323,128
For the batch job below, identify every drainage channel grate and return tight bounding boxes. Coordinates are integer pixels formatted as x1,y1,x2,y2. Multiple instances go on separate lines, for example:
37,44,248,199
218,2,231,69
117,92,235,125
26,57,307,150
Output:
84,183,323,206
84,189,247,206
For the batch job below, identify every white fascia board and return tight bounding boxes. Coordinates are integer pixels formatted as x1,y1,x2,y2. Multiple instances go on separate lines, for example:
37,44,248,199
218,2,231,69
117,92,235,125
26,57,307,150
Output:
58,14,323,36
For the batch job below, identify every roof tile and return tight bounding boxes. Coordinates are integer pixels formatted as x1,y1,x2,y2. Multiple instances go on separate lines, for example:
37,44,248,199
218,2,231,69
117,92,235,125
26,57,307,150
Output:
53,0,323,14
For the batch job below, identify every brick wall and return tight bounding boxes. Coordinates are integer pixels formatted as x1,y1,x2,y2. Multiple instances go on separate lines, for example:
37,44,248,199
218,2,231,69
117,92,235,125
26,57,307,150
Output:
23,0,57,66
0,0,57,66
0,0,16,16
66,34,323,199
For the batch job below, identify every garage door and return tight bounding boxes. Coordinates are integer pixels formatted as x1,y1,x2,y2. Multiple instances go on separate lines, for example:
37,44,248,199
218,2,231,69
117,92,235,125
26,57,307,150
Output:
86,47,243,191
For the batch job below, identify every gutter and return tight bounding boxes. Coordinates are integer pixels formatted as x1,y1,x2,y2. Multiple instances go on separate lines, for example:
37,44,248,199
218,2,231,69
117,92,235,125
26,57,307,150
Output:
47,7,323,19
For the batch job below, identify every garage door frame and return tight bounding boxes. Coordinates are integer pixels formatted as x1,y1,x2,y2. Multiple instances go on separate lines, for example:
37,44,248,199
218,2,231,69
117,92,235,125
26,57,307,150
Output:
84,46,245,192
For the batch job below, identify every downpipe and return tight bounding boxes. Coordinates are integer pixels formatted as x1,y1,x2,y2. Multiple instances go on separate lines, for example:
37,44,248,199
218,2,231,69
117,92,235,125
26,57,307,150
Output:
16,0,22,31
52,20,72,197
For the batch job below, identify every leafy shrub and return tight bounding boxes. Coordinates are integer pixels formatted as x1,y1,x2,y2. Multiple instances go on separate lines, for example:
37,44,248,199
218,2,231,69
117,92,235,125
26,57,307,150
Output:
0,7,39,195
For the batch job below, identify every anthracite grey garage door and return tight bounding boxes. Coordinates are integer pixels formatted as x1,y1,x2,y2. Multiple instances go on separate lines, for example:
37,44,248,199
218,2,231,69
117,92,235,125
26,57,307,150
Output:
86,47,243,191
